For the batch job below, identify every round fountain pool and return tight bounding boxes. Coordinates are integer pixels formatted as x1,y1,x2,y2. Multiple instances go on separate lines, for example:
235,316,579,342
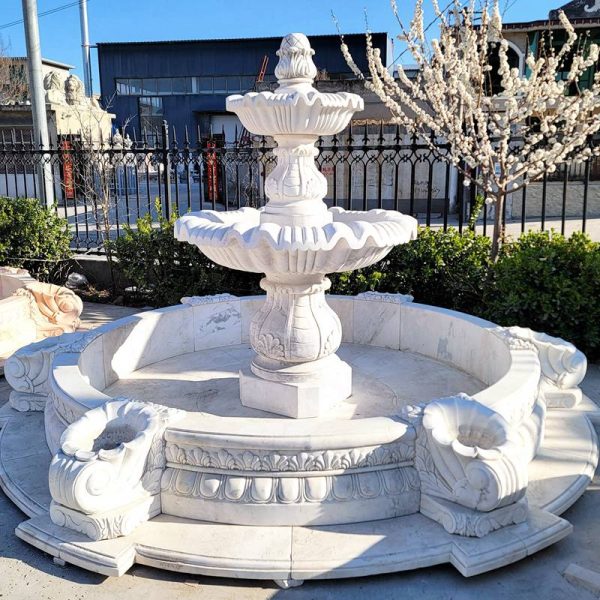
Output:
1,292,597,586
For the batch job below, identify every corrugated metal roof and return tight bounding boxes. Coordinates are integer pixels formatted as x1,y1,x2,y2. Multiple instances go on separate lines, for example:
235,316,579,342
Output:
4,57,74,70
96,32,386,47
502,16,600,31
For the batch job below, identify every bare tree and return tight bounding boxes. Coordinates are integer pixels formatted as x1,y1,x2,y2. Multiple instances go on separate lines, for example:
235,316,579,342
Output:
343,0,600,259
0,42,28,105
60,82,133,291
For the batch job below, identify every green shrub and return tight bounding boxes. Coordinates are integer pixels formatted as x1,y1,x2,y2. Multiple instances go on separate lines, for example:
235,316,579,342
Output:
331,227,492,314
0,196,71,281
484,231,600,360
111,209,261,307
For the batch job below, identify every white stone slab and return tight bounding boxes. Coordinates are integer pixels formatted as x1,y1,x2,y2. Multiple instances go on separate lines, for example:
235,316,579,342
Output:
13,504,571,581
353,298,401,349
400,302,507,385
191,298,241,351
108,306,194,380
564,564,600,596
328,295,354,343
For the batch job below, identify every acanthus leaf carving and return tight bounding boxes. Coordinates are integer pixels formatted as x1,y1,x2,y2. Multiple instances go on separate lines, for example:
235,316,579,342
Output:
165,440,414,473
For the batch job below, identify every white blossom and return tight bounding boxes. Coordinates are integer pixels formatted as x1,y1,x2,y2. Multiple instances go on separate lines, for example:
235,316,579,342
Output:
343,1,600,258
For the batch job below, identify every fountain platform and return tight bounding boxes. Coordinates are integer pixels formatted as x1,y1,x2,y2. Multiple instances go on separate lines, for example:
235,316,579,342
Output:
0,293,597,585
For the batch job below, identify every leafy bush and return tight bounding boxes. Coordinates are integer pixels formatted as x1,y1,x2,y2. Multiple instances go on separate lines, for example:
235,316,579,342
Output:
0,196,71,281
111,209,261,307
484,231,600,360
331,227,492,314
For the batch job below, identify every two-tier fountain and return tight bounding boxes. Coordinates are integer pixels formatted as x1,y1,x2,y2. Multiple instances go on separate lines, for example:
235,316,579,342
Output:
0,34,596,588
176,32,416,418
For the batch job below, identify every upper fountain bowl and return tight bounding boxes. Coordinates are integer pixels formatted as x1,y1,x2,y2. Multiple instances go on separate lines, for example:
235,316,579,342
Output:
226,33,364,138
226,91,364,138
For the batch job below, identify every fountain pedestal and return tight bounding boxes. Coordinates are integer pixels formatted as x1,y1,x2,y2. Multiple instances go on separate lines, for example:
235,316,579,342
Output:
240,274,351,417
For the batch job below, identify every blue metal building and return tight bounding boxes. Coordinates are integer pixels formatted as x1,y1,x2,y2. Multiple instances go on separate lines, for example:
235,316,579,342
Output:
96,33,390,142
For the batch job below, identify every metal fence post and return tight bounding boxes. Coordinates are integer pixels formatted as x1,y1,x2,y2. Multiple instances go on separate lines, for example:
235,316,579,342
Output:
162,120,172,220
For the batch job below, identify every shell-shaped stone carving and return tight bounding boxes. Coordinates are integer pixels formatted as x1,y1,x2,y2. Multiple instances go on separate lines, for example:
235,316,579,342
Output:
499,326,587,389
49,399,161,516
226,33,363,137
418,394,528,512
175,207,417,275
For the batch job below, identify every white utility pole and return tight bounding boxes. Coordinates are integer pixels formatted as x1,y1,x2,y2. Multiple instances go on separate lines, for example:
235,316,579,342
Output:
21,0,54,206
79,0,92,97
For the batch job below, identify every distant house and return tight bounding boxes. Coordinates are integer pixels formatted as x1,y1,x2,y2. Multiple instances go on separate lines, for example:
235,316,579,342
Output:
96,33,392,143
0,58,73,139
500,0,600,93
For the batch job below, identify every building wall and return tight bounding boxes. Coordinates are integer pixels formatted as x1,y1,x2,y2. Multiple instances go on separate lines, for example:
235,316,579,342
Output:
97,33,389,140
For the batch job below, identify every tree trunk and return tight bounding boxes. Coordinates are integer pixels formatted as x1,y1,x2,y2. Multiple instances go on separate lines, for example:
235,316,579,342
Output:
491,189,505,262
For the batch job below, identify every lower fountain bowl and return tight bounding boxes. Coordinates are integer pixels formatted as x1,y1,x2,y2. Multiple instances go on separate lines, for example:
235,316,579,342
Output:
174,206,418,275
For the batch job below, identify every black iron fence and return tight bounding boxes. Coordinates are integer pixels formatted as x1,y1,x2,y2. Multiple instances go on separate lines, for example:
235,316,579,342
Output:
1,122,599,252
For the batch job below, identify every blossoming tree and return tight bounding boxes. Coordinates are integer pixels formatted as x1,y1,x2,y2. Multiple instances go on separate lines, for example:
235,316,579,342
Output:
342,0,600,259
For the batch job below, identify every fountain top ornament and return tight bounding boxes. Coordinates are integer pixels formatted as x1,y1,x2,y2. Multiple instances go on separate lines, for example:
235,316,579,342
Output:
175,33,417,419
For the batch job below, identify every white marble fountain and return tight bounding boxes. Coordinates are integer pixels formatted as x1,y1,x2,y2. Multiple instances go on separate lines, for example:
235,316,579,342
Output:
0,34,598,588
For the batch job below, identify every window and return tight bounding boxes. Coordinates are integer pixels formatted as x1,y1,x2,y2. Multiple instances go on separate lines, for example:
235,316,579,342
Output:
156,78,172,95
116,79,129,95
172,77,191,94
226,76,241,93
141,78,158,96
194,77,213,94
139,96,163,116
129,79,142,95
116,75,262,96
241,76,255,91
213,77,227,93
139,96,164,143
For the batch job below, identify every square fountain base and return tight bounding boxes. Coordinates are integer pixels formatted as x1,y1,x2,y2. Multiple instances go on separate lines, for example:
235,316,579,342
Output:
239,360,352,418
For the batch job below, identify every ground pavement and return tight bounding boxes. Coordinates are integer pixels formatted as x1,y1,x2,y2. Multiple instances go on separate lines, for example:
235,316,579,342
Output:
0,302,599,600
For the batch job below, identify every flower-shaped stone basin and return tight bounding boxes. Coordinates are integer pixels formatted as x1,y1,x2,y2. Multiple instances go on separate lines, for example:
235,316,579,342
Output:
175,206,417,274
226,90,364,137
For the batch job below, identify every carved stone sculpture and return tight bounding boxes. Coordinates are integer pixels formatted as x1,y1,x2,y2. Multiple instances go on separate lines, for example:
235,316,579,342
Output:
0,268,83,379
49,399,177,541
495,326,587,408
4,332,88,412
405,395,529,537
65,74,85,106
16,282,83,337
43,70,65,104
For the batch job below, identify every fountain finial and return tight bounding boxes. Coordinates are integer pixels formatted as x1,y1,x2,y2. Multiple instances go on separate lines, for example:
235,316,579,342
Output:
275,33,318,85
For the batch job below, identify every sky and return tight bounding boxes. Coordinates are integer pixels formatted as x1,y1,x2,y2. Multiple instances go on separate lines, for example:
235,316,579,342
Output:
0,0,567,92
